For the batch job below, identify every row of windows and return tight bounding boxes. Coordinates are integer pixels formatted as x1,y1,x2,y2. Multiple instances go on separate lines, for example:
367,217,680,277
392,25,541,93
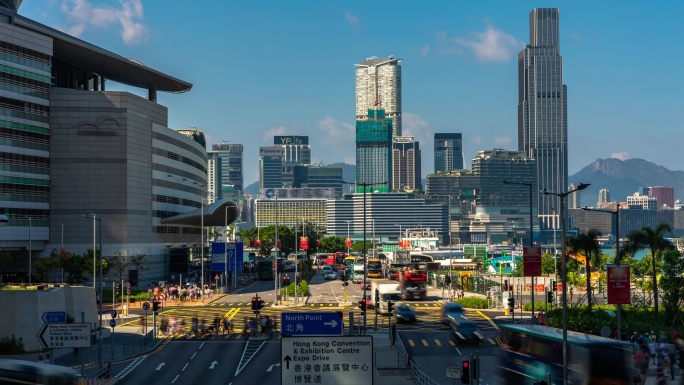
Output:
0,63,52,84
0,181,50,196
0,193,49,203
0,41,52,70
155,226,201,235
153,148,206,175
0,118,49,135
0,151,49,167
153,131,207,162
153,194,199,208
0,124,50,151
0,80,49,99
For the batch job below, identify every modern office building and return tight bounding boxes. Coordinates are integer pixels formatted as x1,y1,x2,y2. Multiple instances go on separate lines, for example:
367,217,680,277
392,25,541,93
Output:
259,146,283,189
356,109,392,193
275,135,310,186
293,164,343,197
425,170,479,244
254,197,327,229
208,143,244,203
392,137,421,192
434,133,464,172
518,8,567,228
326,193,447,242
0,4,223,284
568,183,580,209
649,186,674,208
355,57,402,137
627,192,658,210
598,188,610,207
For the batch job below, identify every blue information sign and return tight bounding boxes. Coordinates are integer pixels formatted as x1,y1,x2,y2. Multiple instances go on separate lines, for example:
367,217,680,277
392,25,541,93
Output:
110,319,117,328
281,312,343,336
211,242,244,272
42,311,66,324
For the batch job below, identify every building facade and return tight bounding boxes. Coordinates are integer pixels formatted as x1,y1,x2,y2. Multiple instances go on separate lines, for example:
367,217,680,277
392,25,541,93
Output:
293,164,343,198
598,188,610,207
649,186,674,208
518,8,568,228
208,143,244,203
434,133,464,172
627,193,658,210
356,109,392,193
259,146,283,189
275,135,310,187
355,57,402,137
254,198,327,229
392,136,421,192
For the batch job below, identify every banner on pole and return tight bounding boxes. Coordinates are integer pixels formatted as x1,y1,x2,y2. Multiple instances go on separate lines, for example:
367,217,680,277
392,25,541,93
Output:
523,246,542,276
607,264,631,305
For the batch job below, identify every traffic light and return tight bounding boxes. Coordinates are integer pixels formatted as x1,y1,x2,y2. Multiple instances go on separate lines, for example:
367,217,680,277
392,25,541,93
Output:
251,296,257,311
283,275,290,287
358,299,367,312
375,289,380,303
257,297,265,310
503,280,508,291
547,291,553,303
461,359,470,384
152,299,159,312
115,283,120,292
387,300,394,315
444,275,451,285
471,358,478,380
552,280,557,291
507,296,514,311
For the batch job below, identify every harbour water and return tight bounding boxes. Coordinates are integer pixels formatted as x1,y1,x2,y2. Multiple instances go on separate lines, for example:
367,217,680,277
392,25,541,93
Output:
601,247,648,260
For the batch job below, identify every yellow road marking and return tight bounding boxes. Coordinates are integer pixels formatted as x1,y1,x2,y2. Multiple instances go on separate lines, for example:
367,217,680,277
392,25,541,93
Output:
409,340,415,347
488,338,496,345
434,339,442,346
476,310,500,330
449,340,455,346
421,339,428,347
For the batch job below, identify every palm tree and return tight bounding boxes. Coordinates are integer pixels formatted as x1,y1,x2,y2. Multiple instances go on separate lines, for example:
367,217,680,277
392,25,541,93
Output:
566,229,601,309
623,223,675,316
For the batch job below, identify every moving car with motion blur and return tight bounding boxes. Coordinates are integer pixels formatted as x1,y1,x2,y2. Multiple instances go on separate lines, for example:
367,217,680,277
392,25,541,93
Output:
323,270,337,280
442,302,483,343
394,304,417,323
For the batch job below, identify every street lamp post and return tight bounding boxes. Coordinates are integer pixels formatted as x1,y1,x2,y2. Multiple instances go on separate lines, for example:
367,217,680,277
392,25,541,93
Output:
19,216,32,285
582,204,622,339
543,183,590,385
83,212,103,370
503,180,535,322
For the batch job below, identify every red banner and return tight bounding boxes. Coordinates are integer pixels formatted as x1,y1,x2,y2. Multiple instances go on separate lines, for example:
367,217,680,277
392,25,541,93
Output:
300,237,309,250
255,239,262,248
523,246,542,277
607,265,631,304
345,238,352,248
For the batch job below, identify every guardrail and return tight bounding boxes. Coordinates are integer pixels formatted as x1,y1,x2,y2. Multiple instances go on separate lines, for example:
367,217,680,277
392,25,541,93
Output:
395,330,409,367
410,360,440,385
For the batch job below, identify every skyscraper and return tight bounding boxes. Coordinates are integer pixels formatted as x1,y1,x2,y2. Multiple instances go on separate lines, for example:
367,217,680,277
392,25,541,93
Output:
518,8,567,228
208,143,244,203
355,57,402,137
598,188,610,206
356,109,392,193
259,146,283,189
392,137,421,192
274,135,311,186
434,133,464,172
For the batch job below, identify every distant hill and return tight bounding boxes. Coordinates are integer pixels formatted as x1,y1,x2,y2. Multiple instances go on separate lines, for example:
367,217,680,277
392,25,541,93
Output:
569,158,684,207
243,163,356,196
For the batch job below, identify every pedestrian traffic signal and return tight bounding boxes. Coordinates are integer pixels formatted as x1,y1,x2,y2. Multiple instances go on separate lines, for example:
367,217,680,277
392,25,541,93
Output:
507,297,514,311
283,275,290,287
152,299,159,312
471,358,478,380
251,296,257,311
461,359,470,384
547,291,553,303
503,280,508,291
552,280,557,291
257,297,265,310
387,300,394,315
115,283,120,292
358,299,367,312
444,275,451,285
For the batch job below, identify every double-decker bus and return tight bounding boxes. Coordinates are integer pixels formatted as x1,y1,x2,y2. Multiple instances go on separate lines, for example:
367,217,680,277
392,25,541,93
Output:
399,262,428,300
498,323,632,384
257,260,274,281
366,258,383,278
334,251,346,270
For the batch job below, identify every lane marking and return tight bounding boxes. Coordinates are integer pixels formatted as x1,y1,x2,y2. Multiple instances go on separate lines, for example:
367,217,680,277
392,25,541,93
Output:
409,340,415,347
182,363,189,372
488,338,497,345
191,352,196,360
172,374,180,383
421,339,428,347
434,339,442,346
476,310,500,331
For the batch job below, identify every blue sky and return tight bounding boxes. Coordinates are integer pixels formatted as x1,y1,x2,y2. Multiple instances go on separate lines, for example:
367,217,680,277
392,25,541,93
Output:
20,1,684,185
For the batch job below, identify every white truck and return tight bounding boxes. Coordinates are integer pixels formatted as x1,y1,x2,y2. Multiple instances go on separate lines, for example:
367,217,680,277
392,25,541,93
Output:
371,282,403,314
352,263,365,284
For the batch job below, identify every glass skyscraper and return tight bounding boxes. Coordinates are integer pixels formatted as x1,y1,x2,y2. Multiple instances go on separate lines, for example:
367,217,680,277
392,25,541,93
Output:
518,8,567,228
392,137,421,192
355,57,402,137
208,143,244,203
434,133,464,172
355,109,392,193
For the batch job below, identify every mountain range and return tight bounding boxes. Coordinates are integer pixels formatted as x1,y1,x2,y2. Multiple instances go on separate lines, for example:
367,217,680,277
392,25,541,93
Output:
244,158,684,208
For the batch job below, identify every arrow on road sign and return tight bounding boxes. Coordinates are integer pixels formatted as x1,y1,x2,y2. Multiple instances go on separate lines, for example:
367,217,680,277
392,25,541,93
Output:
323,320,338,328
156,363,165,371
209,361,218,369
283,356,291,369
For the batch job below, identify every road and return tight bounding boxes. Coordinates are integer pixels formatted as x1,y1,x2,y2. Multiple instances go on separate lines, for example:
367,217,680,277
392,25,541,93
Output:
110,269,503,385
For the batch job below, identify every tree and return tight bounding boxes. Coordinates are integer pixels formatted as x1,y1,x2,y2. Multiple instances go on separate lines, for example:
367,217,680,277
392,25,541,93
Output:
63,254,88,284
109,250,128,284
130,253,147,289
319,236,346,253
623,223,675,316
351,241,373,254
0,251,14,283
566,229,601,309
659,249,684,321
541,252,557,275
207,227,222,242
33,257,57,283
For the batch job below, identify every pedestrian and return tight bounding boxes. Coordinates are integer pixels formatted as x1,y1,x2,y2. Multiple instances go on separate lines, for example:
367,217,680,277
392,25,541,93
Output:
635,347,646,385
214,316,221,338
223,317,232,334
650,339,658,365
44,353,50,364
569,287,574,302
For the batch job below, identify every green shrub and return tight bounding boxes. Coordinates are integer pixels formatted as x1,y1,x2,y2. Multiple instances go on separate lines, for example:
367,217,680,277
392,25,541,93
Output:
281,281,309,297
0,335,25,355
456,297,489,309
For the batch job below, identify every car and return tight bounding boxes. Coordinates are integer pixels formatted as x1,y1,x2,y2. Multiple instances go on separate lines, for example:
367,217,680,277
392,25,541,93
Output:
323,271,337,280
360,281,372,290
322,265,335,273
361,294,374,309
442,302,483,343
394,304,417,323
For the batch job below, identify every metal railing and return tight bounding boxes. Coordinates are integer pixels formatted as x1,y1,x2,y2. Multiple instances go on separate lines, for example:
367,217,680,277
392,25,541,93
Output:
410,360,441,385
395,330,409,367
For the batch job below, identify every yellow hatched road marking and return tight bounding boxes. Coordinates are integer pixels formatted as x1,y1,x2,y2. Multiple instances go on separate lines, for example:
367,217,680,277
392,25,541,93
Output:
409,340,415,347
488,338,496,345
476,310,500,330
421,339,428,347
449,340,455,346
434,339,442,346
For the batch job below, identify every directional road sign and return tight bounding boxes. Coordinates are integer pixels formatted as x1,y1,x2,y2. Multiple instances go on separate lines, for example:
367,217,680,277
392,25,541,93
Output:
281,336,372,385
37,323,91,349
110,319,117,328
281,312,343,336
42,311,66,324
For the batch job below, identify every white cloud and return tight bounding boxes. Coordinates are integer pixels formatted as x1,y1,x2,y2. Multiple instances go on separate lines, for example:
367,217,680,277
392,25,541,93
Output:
60,0,149,45
316,117,354,140
493,136,512,146
448,25,524,62
611,152,630,160
420,44,430,57
260,125,289,142
471,135,482,144
345,11,359,30
313,117,355,165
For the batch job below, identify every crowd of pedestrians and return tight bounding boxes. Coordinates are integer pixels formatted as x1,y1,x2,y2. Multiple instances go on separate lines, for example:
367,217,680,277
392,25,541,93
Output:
631,330,682,385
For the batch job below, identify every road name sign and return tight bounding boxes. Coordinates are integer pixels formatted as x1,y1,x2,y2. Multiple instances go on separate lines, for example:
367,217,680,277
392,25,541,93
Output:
281,312,343,336
446,365,460,379
281,336,372,385
37,323,91,349
42,311,66,324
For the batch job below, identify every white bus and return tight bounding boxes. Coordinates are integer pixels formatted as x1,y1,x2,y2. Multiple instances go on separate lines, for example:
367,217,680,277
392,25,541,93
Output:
0,359,78,385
